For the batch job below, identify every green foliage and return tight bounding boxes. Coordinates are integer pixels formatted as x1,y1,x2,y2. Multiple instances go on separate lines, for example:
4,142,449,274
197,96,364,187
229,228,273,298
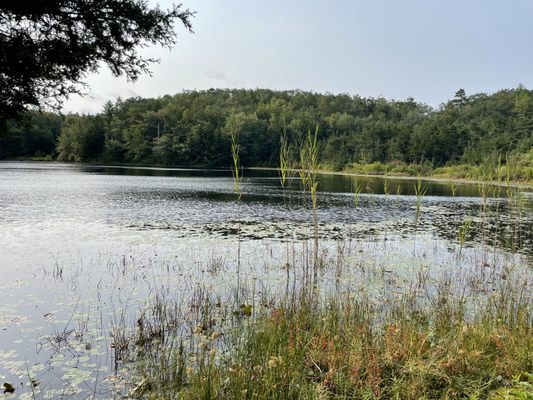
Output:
0,1,193,121
278,123,293,188
227,111,243,200
1,87,532,182
351,178,363,207
0,111,62,159
56,115,105,162
488,373,533,399
298,127,320,209
414,175,428,222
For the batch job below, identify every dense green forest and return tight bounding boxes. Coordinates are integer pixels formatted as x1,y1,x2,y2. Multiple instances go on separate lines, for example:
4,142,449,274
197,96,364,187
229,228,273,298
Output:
1,88,532,179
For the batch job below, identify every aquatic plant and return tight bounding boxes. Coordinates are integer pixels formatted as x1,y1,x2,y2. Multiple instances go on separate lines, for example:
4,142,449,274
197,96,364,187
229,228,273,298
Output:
278,123,298,301
278,121,293,190
228,113,242,201
413,175,428,223
123,278,532,399
351,177,363,208
298,126,320,291
458,216,473,257
450,181,458,197
383,176,391,197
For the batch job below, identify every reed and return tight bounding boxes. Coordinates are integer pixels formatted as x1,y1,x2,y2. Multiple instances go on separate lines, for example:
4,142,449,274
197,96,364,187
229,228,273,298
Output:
413,175,428,223
457,216,473,257
278,122,297,302
228,111,243,303
351,177,363,208
298,126,320,291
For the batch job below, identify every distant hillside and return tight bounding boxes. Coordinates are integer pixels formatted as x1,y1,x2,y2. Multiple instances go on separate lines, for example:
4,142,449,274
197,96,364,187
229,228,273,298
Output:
1,88,532,179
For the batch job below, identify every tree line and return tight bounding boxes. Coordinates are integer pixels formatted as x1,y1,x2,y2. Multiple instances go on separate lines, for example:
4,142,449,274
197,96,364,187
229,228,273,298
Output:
1,87,532,171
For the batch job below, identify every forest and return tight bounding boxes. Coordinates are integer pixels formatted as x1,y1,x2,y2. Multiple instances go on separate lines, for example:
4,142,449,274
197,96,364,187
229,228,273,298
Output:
1,87,532,179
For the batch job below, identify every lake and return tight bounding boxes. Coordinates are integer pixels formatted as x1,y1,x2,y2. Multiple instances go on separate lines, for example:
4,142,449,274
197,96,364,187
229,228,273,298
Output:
0,161,531,398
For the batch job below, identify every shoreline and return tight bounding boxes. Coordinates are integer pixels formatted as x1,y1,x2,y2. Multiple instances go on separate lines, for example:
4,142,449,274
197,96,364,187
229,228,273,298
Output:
249,166,533,190
3,159,532,190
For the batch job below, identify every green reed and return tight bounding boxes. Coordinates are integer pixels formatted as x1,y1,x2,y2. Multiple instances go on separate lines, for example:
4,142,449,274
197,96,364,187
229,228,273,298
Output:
278,122,292,190
457,216,473,257
298,126,320,290
351,177,363,208
229,117,242,201
383,176,390,197
278,123,298,301
228,112,243,303
449,181,458,196
414,175,428,223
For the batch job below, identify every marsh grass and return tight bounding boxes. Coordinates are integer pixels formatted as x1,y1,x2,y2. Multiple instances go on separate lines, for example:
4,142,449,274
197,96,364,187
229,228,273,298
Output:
278,124,299,302
457,217,473,257
348,152,533,184
351,177,363,208
229,111,244,304
298,127,321,292
124,280,532,400
413,175,428,224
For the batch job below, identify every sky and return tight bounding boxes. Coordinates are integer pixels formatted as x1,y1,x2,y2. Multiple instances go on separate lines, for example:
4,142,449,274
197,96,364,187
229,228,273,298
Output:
62,0,533,113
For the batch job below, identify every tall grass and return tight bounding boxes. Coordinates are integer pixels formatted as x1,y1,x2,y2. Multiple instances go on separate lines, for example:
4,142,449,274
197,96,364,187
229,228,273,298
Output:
413,175,428,224
126,282,532,399
298,126,320,292
457,217,473,257
228,112,243,303
279,123,298,302
345,152,533,184
351,177,363,208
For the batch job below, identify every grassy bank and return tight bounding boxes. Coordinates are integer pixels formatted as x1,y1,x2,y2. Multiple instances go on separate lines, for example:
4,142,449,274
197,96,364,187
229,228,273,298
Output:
125,282,532,399
5,155,533,189
338,151,533,186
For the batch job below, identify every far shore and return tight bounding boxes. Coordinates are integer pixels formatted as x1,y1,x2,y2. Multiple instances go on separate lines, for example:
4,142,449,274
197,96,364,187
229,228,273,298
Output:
3,159,532,190
250,166,533,190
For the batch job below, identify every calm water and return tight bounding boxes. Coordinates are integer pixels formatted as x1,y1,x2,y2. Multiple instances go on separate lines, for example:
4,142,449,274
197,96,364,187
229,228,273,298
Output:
1,162,531,261
0,161,531,398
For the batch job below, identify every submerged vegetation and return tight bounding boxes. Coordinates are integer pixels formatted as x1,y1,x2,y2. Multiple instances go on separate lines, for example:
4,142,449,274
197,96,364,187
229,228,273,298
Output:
1,87,533,182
